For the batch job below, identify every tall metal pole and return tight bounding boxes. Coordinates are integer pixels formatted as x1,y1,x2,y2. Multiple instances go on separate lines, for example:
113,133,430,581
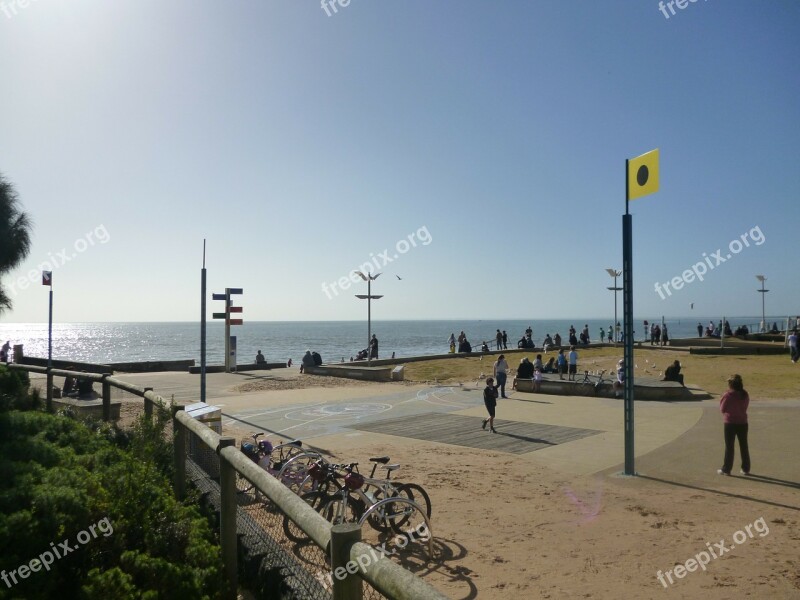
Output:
623,160,635,475
48,288,53,370
224,288,231,373
367,277,371,365
614,274,618,343
201,240,207,403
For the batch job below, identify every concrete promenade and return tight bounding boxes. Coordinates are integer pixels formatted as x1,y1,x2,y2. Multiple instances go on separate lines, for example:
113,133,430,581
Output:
27,368,799,482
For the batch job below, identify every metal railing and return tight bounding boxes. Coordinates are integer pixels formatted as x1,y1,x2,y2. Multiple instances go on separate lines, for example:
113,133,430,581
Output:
10,364,449,600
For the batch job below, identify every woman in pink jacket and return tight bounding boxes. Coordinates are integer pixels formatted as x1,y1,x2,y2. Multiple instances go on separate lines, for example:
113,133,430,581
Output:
718,374,750,476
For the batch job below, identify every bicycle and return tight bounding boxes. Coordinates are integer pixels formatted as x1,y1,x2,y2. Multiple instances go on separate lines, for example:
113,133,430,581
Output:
580,370,610,396
236,432,313,499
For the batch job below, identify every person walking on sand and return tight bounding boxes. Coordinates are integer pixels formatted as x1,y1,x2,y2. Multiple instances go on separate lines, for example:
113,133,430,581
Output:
718,374,751,476
482,377,499,433
493,354,509,398
568,346,578,381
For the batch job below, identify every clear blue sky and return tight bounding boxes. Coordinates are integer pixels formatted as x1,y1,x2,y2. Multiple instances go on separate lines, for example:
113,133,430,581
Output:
2,0,798,323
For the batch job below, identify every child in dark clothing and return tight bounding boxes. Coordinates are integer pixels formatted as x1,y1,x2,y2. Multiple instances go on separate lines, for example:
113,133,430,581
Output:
482,377,499,433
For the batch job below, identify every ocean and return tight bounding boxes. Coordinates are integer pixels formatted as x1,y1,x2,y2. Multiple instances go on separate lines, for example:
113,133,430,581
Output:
0,317,781,367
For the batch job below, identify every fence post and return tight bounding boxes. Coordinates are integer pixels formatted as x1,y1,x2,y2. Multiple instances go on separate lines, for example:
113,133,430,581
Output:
46,370,54,412
144,387,153,419
102,374,111,422
172,404,187,501
218,437,237,600
331,523,362,600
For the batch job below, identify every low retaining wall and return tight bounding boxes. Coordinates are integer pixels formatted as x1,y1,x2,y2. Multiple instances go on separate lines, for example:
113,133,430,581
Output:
21,356,112,374
689,346,787,355
305,364,398,382
51,397,122,421
109,359,195,373
188,362,287,374
515,376,694,401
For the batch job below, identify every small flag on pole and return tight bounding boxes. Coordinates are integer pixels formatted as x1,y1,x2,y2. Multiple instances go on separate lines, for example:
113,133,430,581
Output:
627,148,659,201
42,271,52,286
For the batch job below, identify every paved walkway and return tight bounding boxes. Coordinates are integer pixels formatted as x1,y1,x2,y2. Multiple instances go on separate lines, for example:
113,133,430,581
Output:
27,370,799,482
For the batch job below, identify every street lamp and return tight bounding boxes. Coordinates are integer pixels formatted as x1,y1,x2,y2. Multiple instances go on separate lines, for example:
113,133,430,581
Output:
354,271,383,364
606,268,622,343
756,275,769,333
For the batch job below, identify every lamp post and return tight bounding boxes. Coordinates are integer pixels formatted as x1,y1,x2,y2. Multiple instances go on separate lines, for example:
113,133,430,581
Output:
756,275,769,333
606,268,622,343
354,271,383,365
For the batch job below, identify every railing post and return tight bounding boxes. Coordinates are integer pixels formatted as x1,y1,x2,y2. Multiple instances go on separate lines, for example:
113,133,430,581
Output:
46,370,54,413
218,438,237,600
331,523,362,600
144,387,153,419
102,374,111,422
172,404,187,501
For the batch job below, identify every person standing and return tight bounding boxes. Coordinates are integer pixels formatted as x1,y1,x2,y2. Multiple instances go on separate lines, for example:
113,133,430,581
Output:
557,349,567,380
599,327,605,344
644,320,649,343
496,329,503,351
613,358,625,398
369,334,379,359
482,377,499,433
448,333,456,353
607,327,613,343
493,354,509,398
661,324,669,346
0,340,9,363
502,330,508,350
718,374,751,476
788,329,798,363
697,322,703,338
650,323,656,345
568,346,578,381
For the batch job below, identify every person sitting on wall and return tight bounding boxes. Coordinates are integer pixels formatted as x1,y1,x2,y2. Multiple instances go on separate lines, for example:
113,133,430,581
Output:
553,333,562,348
300,350,315,373
663,360,685,386
770,322,779,334
458,338,472,353
255,350,266,364
62,374,76,397
512,357,533,390
481,341,490,352
77,373,95,399
311,351,322,366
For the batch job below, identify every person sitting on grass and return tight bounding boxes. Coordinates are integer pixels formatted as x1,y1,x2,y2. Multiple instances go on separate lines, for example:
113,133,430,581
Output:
543,357,556,373
663,360,685,386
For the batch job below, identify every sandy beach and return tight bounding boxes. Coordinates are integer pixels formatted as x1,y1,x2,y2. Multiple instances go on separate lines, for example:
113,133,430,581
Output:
31,349,800,599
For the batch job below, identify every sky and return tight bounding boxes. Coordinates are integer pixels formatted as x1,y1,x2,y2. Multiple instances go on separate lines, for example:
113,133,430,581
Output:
1,0,798,323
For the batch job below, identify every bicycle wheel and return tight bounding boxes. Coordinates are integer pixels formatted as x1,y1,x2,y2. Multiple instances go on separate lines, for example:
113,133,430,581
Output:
389,483,432,535
322,494,365,526
362,486,394,533
283,491,329,543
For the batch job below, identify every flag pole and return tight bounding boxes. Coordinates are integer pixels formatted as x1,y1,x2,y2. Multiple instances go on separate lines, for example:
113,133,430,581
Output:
623,159,635,475
201,240,207,403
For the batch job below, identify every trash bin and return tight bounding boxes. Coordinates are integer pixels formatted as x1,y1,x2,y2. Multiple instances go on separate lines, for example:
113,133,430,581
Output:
185,402,222,477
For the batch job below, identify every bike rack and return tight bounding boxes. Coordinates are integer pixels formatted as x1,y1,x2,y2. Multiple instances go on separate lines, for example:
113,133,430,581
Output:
358,498,435,560
276,451,324,489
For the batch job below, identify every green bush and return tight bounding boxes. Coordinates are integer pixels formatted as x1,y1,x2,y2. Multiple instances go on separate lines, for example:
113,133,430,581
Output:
0,364,35,411
0,409,225,600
